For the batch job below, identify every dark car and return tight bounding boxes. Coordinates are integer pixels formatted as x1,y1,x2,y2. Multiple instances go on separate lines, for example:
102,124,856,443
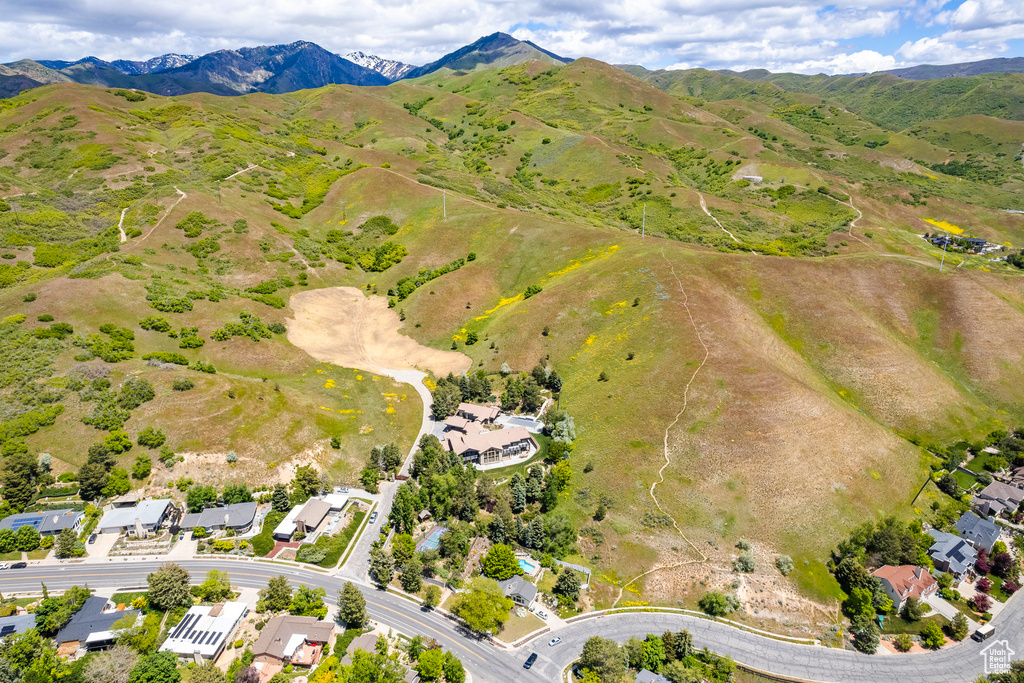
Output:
524,653,537,669
88,533,97,544
10,562,26,569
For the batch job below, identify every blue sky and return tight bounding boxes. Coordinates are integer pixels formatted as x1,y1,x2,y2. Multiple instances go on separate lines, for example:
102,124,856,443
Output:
0,0,1021,74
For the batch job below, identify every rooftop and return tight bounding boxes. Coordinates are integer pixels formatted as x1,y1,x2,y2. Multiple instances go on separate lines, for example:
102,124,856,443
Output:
294,499,332,528
56,596,140,645
955,512,1002,550
0,509,82,534
498,575,538,604
159,602,247,658
252,615,334,660
456,402,500,422
98,499,172,530
178,502,257,530
446,426,536,457
871,565,937,599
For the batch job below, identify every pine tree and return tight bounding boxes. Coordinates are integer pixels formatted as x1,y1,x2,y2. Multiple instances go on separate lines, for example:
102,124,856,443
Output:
400,556,423,593
529,517,545,549
272,484,291,513
337,581,366,628
369,548,395,587
489,515,506,544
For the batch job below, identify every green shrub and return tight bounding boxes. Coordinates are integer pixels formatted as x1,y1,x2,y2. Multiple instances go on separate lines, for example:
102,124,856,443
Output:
143,352,189,365
190,360,216,374
172,378,195,391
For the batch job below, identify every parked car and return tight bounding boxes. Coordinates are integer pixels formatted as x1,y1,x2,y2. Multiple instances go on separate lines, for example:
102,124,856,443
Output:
537,611,549,620
369,511,378,523
88,533,97,544
523,653,538,669
0,563,8,570
10,562,26,569
548,637,562,647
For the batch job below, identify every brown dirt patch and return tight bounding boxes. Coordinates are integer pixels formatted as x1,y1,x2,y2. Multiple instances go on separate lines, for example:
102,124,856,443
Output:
286,286,470,376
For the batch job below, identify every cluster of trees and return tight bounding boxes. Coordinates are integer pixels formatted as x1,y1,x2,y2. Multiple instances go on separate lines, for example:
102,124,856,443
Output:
361,444,403,492
430,372,492,419
256,574,328,619
578,631,736,683
184,481,255,513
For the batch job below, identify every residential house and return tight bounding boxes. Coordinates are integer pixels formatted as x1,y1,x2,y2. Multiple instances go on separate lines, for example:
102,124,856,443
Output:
55,596,140,657
341,633,379,666
0,614,35,641
159,601,247,662
178,502,258,534
97,499,173,535
871,565,938,611
251,615,336,681
636,671,672,683
273,498,331,541
497,576,537,609
973,481,1024,518
446,427,538,466
0,509,83,536
927,529,978,579
456,402,500,424
955,512,1002,554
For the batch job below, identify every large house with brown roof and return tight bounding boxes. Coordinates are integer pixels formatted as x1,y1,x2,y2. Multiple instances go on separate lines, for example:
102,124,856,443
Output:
871,565,938,611
456,402,500,423
447,426,538,466
252,615,336,681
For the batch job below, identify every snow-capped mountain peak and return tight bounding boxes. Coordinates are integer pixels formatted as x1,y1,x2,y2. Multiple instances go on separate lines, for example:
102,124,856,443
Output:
344,51,414,81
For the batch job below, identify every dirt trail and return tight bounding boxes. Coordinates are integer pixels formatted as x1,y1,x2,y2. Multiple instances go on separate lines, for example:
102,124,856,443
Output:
139,187,186,244
842,197,875,250
224,164,258,180
117,207,128,243
286,287,471,377
615,251,710,604
699,192,739,243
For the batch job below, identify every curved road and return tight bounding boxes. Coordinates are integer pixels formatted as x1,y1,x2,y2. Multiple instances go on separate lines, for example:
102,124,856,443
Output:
1,558,1016,682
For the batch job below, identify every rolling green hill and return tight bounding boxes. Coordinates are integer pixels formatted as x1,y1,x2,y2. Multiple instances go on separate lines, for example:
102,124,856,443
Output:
1,58,1024,619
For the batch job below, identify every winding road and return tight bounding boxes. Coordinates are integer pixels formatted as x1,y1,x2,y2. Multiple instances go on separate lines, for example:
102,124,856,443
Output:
2,557,1017,682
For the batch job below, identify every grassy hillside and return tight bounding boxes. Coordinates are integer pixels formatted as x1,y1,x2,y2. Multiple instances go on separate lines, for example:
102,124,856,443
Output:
1,62,1024,615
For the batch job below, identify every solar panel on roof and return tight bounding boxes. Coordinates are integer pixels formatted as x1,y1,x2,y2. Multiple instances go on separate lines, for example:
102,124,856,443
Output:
171,613,195,639
0,626,13,636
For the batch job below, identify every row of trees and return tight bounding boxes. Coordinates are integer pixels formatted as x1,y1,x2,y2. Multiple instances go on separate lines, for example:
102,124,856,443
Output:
579,631,736,683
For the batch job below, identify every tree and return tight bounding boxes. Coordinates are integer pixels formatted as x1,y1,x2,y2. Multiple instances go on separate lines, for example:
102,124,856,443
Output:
147,563,192,612
893,633,913,652
971,593,992,613
579,636,626,683
369,548,395,587
391,534,416,567
14,525,40,552
450,577,512,635
390,483,420,535
55,528,79,559
184,661,224,683
641,634,665,672
195,570,233,602
554,568,582,604
258,575,293,613
337,582,366,628
115,612,161,654
84,645,138,683
221,483,253,505
442,651,465,683
360,467,380,494
920,620,945,649
34,585,91,635
423,585,441,610
78,461,109,501
480,543,521,581
292,466,320,502
137,426,166,449
128,651,181,683
431,383,462,420
850,615,879,654
0,529,13,553
416,648,444,681
400,555,423,593
132,453,152,480
845,586,875,621
698,591,731,617
104,430,133,454
949,612,969,641
901,596,924,622
289,585,327,618
776,555,794,576
272,484,291,513
186,484,218,512
1,451,37,511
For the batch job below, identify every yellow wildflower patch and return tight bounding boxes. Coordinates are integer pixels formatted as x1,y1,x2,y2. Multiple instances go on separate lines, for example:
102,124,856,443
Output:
386,405,395,414
324,379,336,389
355,375,363,381
547,244,620,278
923,218,963,235
585,334,596,346
484,294,523,315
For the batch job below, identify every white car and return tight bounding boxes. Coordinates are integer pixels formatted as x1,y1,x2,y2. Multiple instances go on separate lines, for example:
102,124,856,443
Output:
0,563,8,571
537,611,549,620
548,637,562,647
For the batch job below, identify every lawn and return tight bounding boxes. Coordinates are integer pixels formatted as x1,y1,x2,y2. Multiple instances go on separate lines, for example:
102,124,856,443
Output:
27,549,50,560
299,509,366,568
952,470,978,490
252,510,286,557
111,591,149,609
0,551,20,562
984,574,1011,602
495,611,545,643
881,613,948,635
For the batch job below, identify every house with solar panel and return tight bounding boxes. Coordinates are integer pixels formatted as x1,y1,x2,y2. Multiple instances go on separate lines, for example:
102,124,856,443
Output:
159,601,247,663
0,509,84,536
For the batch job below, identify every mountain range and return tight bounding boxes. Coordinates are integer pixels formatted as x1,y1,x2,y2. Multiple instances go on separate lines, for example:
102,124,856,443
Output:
1,32,1023,101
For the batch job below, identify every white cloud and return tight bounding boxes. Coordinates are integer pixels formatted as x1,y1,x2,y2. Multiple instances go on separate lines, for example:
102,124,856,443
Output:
0,0,1017,75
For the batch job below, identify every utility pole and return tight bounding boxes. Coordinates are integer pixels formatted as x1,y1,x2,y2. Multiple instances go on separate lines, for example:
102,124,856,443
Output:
642,203,646,238
443,189,447,219
939,237,948,271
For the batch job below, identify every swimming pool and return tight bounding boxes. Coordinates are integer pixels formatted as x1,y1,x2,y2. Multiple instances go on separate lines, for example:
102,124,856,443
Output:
518,558,537,574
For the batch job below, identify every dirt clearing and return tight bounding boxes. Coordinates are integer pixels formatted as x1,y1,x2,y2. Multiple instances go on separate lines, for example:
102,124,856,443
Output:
287,287,471,376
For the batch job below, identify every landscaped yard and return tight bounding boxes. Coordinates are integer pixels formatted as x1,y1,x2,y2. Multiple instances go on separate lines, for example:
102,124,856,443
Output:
251,510,285,557
495,611,545,643
881,613,948,635
298,509,366,568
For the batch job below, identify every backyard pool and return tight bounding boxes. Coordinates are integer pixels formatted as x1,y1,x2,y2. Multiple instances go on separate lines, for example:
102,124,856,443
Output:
518,558,537,574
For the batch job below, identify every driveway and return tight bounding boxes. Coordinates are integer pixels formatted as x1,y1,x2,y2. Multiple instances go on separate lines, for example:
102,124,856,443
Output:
923,594,977,629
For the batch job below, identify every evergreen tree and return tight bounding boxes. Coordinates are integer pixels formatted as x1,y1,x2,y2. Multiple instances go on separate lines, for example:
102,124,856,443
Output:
369,548,394,587
257,575,292,613
337,581,367,628
529,517,545,550
400,555,423,593
146,564,192,612
489,515,506,544
272,484,291,513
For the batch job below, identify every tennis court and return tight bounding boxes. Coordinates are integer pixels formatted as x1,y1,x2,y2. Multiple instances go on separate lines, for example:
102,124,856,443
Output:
416,525,446,552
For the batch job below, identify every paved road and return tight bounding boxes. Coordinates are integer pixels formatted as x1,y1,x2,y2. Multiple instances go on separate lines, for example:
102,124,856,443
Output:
4,558,1019,682
0,559,548,683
